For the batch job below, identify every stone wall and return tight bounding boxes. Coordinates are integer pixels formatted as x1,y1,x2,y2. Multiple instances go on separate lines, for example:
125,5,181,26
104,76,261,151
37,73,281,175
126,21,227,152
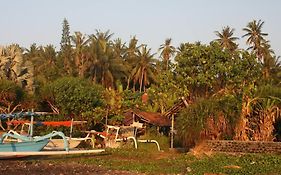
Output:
202,140,281,153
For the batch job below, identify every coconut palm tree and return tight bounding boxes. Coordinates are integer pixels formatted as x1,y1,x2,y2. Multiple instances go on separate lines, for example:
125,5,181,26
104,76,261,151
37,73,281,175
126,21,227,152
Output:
92,30,114,52
24,44,42,77
214,26,238,51
112,38,130,86
131,45,157,92
242,20,268,60
124,36,140,89
88,30,114,85
258,40,275,79
112,38,126,60
38,45,59,81
88,30,127,88
71,31,90,77
159,38,176,70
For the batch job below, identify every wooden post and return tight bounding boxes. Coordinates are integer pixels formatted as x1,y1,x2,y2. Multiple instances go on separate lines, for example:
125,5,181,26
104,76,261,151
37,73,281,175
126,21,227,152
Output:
70,118,74,138
105,109,109,125
133,113,135,123
171,114,174,149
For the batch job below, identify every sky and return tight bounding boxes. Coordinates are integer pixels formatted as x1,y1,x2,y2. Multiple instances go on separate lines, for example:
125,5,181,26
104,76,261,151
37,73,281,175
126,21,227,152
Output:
1,0,281,57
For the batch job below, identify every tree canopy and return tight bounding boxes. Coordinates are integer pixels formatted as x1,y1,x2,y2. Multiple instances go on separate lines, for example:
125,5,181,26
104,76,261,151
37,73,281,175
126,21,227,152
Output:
0,18,280,145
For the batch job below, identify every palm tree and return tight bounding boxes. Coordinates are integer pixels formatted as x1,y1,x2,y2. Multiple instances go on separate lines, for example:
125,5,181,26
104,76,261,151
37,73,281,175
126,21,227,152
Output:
131,45,157,92
71,31,90,77
159,38,176,70
40,45,57,66
88,30,113,85
124,36,139,89
88,30,127,88
177,43,187,55
24,44,43,77
112,38,129,86
112,38,126,60
258,40,273,78
92,30,114,52
214,26,238,51
242,20,268,60
38,45,59,81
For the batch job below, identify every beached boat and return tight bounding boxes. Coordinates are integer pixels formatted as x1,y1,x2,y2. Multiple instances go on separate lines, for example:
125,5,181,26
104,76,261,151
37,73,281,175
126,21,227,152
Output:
0,139,49,152
0,131,104,159
0,112,104,159
0,139,49,159
7,119,94,150
45,136,92,150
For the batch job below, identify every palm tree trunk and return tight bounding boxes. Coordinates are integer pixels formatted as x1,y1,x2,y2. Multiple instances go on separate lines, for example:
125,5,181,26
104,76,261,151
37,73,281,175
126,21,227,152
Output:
139,69,144,93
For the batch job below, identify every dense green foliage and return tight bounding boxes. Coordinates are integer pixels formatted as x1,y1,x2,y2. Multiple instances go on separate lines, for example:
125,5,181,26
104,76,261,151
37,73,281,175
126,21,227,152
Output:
0,80,26,113
175,42,262,98
147,70,189,113
41,77,104,116
0,18,280,147
177,94,242,147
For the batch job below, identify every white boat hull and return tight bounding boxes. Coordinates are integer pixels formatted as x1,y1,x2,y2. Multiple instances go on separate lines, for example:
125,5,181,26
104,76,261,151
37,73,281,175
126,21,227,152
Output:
0,149,104,157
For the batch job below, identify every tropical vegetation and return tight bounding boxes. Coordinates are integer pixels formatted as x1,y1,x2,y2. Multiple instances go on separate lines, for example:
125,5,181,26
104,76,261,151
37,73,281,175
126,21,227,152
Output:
0,18,280,148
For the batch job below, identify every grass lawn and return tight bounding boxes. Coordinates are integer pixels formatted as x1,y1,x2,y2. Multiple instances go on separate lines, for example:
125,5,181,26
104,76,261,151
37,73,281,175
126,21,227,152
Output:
42,145,281,175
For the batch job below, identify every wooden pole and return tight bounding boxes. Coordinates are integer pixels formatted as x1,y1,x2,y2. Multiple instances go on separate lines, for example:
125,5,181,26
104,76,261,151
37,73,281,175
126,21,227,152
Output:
171,114,174,149
70,118,74,138
105,109,109,126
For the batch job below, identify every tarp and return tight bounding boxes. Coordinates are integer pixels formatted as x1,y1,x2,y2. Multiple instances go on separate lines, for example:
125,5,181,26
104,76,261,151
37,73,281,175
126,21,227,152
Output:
6,120,87,127
0,112,41,120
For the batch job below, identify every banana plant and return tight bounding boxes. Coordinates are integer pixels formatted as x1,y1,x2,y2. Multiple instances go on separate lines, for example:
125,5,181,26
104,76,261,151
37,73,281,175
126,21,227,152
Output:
0,44,34,93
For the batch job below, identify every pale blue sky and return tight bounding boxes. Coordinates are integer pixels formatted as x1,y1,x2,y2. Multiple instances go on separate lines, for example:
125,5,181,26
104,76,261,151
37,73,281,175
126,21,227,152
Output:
1,0,280,56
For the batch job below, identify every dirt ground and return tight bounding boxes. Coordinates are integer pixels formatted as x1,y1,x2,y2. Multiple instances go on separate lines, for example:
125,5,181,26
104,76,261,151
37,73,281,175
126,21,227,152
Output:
0,158,140,175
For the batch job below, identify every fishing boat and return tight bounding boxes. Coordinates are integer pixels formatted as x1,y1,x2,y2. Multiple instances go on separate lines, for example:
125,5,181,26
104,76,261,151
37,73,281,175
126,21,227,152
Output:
0,139,49,159
7,119,94,150
0,139,49,152
0,112,104,159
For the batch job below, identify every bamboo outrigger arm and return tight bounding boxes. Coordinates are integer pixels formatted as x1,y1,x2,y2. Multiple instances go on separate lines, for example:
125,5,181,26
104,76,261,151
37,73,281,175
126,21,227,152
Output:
137,139,161,151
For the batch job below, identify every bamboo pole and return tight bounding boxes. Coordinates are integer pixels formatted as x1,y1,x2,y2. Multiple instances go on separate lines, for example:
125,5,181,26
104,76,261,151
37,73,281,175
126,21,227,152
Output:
70,118,74,138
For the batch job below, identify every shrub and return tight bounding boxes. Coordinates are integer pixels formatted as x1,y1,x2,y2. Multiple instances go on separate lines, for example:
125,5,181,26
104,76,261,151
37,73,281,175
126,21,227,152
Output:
41,77,104,116
176,94,241,148
0,79,25,113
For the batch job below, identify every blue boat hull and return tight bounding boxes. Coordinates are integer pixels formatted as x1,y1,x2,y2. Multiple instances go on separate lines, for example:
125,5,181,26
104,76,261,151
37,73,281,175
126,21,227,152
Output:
0,139,49,152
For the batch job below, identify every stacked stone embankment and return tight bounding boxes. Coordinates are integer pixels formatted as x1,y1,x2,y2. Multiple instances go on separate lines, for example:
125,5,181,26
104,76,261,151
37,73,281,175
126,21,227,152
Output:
202,140,281,153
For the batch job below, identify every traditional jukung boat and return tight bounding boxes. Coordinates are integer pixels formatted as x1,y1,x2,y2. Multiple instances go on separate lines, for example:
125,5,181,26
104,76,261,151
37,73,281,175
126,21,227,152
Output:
6,119,94,150
0,139,49,152
0,139,49,159
0,112,104,159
